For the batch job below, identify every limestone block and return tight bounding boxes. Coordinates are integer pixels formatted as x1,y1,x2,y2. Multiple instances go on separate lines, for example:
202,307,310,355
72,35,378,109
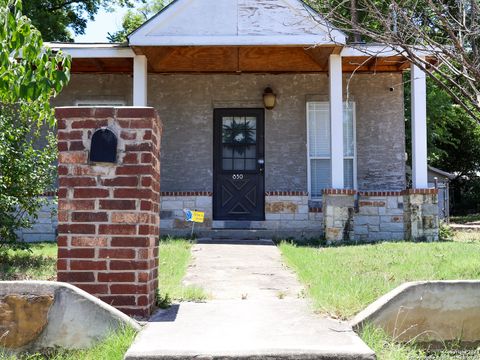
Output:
183,201,195,209
385,197,396,209
266,201,298,214
294,213,308,221
280,213,295,220
354,225,369,235
326,227,342,242
297,205,309,214
308,213,323,221
265,213,281,220
358,206,379,216
162,200,184,210
195,196,212,210
421,204,438,216
380,215,402,223
380,222,404,232
356,216,380,226
160,219,174,228
384,208,404,216
0,295,53,349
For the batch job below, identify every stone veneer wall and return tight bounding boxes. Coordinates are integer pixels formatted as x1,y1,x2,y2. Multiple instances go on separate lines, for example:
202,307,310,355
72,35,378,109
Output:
159,192,323,237
324,189,439,243
403,189,439,242
160,192,213,232
322,189,356,242
355,191,405,242
56,107,161,318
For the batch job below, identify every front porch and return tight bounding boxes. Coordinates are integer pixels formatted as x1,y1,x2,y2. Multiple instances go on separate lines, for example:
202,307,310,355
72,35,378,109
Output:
48,0,437,242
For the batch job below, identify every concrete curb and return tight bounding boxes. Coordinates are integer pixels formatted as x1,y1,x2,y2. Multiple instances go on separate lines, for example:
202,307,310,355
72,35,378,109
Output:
351,280,480,344
0,281,141,352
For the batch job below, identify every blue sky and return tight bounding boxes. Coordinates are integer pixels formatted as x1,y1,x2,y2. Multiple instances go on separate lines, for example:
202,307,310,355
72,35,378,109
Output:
75,5,128,43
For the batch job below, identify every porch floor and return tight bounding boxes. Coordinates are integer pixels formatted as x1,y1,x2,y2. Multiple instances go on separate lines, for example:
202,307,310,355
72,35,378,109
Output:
125,239,375,360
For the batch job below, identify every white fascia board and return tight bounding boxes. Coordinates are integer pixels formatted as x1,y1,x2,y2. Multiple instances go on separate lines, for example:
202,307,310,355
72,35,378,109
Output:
129,34,344,47
341,45,434,57
45,44,135,58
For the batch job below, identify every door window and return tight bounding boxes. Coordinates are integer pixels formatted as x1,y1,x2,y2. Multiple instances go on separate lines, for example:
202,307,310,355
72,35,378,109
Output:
221,116,257,171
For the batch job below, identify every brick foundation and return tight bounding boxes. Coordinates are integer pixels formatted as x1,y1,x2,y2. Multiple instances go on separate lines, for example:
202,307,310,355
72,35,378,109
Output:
56,107,162,318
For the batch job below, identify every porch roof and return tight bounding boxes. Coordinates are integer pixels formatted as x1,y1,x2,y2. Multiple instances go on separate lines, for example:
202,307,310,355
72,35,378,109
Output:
47,42,429,74
127,0,346,47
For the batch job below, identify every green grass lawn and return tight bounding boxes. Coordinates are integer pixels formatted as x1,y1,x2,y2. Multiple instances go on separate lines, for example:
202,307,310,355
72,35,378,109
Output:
157,238,207,306
0,242,57,281
280,236,480,319
279,232,480,360
0,326,136,360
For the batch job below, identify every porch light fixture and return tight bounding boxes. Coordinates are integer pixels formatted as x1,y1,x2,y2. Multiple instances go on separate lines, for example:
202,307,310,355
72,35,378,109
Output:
263,87,276,110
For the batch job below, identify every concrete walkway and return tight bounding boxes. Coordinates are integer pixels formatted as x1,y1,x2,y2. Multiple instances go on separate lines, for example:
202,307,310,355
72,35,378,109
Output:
125,239,375,359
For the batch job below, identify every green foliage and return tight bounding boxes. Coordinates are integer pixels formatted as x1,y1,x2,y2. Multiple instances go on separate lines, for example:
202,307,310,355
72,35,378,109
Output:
438,222,454,242
404,72,480,214
108,0,171,42
22,0,140,42
107,8,145,42
0,0,70,249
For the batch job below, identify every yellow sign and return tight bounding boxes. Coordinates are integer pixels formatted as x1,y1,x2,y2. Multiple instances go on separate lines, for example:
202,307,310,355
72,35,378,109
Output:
191,211,205,223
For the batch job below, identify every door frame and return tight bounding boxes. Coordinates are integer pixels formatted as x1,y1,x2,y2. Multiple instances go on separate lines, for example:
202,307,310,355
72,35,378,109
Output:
212,108,265,221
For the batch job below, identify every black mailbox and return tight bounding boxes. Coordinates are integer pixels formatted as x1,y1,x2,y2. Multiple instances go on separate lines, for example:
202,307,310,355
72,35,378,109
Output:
89,128,117,163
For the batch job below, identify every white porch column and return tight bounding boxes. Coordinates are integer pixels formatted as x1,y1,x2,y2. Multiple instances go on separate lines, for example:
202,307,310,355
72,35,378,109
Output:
133,55,148,106
411,62,428,188
329,54,344,188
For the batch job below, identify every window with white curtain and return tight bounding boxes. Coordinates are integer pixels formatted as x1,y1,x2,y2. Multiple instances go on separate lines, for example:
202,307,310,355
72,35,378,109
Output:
307,101,356,198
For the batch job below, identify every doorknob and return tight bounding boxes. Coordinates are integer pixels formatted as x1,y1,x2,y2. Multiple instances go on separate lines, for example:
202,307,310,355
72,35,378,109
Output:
258,159,265,173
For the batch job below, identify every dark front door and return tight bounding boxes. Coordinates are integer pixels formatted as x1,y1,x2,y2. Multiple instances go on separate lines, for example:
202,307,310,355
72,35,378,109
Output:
213,109,265,221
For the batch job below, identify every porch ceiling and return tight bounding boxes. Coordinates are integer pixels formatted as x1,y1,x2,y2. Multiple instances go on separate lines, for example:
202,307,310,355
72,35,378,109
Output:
71,46,411,74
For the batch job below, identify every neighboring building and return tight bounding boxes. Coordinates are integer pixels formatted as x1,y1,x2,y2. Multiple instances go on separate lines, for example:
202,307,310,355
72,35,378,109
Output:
33,0,438,241
428,165,454,221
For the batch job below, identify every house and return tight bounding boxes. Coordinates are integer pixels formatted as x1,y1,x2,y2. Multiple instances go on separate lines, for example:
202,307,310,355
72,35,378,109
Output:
42,0,438,242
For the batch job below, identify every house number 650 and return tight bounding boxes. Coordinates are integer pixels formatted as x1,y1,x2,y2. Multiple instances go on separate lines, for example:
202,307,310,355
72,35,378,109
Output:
232,174,244,180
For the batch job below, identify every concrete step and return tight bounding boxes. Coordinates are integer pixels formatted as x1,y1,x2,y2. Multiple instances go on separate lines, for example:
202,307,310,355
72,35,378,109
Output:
125,300,376,360
212,220,267,230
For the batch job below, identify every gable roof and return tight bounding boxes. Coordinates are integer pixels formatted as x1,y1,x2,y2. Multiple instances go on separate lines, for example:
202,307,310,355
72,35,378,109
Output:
128,0,346,46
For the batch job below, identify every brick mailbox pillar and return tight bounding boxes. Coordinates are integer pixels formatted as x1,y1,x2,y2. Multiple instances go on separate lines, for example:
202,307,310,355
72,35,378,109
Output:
56,107,161,318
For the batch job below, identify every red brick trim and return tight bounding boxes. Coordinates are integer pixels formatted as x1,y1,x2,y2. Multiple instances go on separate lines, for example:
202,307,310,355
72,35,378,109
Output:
401,188,438,195
265,191,308,196
160,191,212,196
308,207,322,213
358,191,403,196
160,191,310,197
322,189,357,195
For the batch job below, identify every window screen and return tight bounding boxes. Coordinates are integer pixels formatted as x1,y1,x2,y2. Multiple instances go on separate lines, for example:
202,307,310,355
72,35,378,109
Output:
308,102,356,197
